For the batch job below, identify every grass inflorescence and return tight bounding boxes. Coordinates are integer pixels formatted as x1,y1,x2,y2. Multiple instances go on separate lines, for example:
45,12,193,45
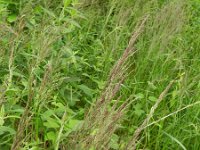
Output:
0,0,200,149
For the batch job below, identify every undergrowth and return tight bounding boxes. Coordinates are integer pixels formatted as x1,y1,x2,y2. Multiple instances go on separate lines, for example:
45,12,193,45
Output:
0,0,200,150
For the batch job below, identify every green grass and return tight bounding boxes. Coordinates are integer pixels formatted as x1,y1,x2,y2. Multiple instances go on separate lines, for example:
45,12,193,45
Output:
0,0,200,149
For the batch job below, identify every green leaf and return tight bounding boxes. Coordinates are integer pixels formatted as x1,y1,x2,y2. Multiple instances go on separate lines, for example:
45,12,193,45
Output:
51,102,65,109
0,126,16,135
64,0,72,7
149,96,157,102
45,131,56,143
43,117,60,129
0,0,18,5
110,134,119,150
34,6,43,15
78,84,93,98
170,90,177,107
7,14,17,23
148,81,157,90
42,110,54,119
67,119,82,131
68,119,80,129
0,105,5,126
134,104,144,117
0,118,4,126
135,93,144,99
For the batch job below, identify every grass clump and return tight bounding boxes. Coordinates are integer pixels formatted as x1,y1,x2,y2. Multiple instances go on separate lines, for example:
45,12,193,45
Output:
0,0,200,150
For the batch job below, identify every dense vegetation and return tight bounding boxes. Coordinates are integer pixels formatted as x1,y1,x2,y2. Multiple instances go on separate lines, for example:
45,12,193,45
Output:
0,0,200,149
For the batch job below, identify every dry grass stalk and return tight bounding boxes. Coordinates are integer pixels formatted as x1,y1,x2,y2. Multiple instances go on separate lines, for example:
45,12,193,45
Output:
11,26,55,149
126,80,174,150
108,15,149,84
0,85,6,106
11,62,53,150
11,74,35,150
8,16,25,86
71,15,149,150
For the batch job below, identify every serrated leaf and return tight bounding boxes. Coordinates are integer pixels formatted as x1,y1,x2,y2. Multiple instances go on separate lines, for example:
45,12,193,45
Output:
78,84,93,98
110,134,119,150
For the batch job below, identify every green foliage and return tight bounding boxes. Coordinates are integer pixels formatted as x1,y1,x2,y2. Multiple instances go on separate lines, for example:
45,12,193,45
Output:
0,0,200,149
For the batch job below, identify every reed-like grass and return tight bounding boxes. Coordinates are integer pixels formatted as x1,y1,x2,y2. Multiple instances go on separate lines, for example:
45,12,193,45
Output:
0,0,200,149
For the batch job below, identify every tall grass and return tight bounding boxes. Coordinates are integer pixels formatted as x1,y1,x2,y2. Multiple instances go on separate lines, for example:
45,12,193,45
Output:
0,0,200,149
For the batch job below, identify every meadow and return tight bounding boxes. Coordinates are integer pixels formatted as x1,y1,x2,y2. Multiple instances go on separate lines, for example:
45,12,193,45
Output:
0,0,200,149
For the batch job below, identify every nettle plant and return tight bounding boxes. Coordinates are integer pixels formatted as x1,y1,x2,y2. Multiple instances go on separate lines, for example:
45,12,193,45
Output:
1,0,200,150
0,0,92,149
